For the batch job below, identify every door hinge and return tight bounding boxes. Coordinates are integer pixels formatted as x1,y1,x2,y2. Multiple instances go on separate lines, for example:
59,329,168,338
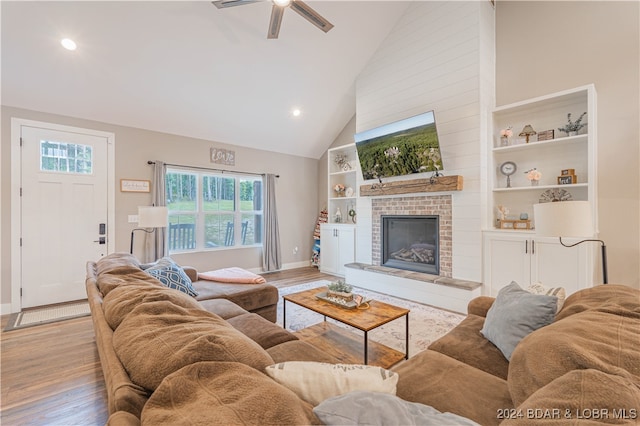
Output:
20,137,23,147
20,187,23,197
20,288,23,297
20,237,22,247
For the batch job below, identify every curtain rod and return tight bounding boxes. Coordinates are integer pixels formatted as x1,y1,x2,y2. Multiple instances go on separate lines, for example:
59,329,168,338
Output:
147,161,279,178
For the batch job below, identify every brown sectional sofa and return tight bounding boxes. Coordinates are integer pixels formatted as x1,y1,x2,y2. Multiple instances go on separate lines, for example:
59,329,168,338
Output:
87,252,640,425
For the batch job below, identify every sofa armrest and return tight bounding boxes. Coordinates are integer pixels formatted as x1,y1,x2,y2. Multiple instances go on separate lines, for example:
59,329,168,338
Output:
182,266,198,282
467,296,495,317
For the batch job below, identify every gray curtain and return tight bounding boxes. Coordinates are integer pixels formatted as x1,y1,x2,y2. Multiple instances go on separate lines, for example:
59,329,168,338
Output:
144,160,168,262
262,173,281,271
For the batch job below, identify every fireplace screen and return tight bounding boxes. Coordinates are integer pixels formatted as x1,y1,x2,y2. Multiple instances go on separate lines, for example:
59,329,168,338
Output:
381,215,439,275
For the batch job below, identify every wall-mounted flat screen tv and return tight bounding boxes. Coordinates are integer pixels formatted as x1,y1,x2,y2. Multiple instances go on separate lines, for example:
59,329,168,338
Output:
354,111,443,180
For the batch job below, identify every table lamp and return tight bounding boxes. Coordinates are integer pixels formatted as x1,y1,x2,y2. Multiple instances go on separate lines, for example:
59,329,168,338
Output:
533,200,607,284
130,206,169,255
519,124,537,143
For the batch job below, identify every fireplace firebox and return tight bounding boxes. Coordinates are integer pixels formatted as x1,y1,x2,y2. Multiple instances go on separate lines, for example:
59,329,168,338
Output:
381,215,439,275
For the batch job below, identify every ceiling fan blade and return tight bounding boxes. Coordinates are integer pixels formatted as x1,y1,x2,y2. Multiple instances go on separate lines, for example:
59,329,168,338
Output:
289,0,334,33
267,5,285,39
211,0,263,9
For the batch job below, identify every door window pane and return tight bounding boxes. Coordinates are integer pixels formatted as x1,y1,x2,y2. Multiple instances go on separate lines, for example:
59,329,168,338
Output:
40,140,93,174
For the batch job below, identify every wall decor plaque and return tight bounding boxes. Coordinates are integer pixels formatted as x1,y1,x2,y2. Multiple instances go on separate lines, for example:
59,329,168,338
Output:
120,179,150,193
210,148,235,166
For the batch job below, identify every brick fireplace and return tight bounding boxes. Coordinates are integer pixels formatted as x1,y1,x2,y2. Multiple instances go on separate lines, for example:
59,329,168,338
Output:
371,195,452,278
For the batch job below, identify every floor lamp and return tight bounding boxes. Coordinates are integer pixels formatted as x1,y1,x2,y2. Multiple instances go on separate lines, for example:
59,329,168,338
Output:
533,200,608,284
130,206,169,257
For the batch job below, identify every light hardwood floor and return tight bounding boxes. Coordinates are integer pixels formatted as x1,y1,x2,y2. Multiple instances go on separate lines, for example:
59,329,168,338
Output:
0,266,334,425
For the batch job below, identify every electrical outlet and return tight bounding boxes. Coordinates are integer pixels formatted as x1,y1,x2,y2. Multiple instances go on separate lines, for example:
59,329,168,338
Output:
293,246,299,254
128,215,139,223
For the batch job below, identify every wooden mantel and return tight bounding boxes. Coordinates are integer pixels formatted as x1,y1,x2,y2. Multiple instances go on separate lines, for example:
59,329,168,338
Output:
359,175,463,197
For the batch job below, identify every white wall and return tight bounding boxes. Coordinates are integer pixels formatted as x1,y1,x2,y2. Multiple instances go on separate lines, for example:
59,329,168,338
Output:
496,1,640,288
354,1,495,282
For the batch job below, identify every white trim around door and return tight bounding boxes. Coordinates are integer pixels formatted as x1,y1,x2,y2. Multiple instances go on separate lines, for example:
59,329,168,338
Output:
10,118,116,314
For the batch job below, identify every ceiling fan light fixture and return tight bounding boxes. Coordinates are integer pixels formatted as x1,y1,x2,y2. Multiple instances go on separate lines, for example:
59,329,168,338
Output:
273,0,291,7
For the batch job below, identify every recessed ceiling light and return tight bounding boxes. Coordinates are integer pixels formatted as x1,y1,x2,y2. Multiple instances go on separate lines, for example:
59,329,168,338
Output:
273,0,291,7
292,108,302,117
61,38,77,51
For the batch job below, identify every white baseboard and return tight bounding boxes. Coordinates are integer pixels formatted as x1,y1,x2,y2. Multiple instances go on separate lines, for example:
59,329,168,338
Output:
1,303,14,315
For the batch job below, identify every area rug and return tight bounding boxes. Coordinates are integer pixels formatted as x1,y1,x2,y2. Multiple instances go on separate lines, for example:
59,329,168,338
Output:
3,301,91,331
277,281,465,358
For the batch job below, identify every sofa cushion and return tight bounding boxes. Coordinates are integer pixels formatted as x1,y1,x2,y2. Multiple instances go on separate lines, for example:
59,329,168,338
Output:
95,252,142,276
314,391,480,426
394,349,513,426
193,280,278,312
144,257,198,297
141,361,320,425
227,313,298,349
508,306,640,407
502,369,640,425
265,361,398,406
481,281,557,360
199,298,249,319
429,314,509,380
103,284,203,330
556,284,640,321
113,299,274,391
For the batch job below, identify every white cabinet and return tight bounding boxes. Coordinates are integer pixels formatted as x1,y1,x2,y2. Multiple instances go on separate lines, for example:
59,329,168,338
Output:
320,224,355,277
484,231,592,297
327,144,358,225
484,85,598,294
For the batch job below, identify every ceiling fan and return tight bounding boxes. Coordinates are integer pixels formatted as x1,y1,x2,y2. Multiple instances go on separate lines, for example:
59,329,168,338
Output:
212,0,334,39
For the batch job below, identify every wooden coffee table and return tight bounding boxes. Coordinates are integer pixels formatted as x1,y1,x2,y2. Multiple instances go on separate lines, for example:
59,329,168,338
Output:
283,286,409,368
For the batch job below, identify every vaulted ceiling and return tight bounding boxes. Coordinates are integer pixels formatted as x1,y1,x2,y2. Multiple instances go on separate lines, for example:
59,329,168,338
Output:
2,1,411,158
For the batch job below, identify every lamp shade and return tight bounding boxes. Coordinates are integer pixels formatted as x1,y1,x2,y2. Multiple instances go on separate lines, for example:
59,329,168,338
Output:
534,201,593,237
138,206,168,228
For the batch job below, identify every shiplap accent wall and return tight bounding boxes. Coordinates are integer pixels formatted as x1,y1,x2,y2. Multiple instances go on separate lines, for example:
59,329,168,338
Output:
354,1,495,282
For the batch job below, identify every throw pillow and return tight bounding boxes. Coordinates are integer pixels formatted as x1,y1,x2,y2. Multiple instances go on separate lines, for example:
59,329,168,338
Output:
314,391,480,426
145,257,198,297
264,361,398,406
480,281,557,360
526,282,566,313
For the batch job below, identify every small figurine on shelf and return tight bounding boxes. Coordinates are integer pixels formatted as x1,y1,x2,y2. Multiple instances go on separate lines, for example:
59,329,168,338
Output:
497,205,510,221
335,207,342,223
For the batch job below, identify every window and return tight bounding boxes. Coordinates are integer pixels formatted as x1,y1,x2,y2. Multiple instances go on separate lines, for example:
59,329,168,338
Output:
165,168,263,252
40,140,93,174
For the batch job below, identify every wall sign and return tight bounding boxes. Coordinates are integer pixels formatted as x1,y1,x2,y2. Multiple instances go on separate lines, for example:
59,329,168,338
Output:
120,179,150,193
210,148,235,166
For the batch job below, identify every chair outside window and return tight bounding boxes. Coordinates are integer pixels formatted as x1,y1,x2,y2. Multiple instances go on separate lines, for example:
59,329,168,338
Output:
224,221,249,246
168,223,196,251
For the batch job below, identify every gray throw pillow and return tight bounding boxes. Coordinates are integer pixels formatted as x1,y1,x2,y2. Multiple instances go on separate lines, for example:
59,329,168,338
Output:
313,390,480,425
480,281,557,360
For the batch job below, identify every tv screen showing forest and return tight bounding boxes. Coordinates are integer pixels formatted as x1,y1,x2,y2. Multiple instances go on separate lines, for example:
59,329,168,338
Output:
354,111,443,180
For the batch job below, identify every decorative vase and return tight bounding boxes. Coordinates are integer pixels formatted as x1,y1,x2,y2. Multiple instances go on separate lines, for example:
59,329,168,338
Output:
568,131,578,137
531,180,539,186
500,136,509,147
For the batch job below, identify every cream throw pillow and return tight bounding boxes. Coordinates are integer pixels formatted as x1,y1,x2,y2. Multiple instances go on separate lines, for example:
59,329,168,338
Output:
264,361,398,406
527,282,566,313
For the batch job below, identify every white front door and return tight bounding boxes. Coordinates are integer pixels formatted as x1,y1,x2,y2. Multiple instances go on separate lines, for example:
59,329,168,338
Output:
20,124,110,308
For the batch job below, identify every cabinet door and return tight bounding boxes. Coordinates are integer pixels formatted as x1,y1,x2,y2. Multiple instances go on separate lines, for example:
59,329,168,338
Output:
531,238,590,295
484,234,530,296
335,226,355,276
319,225,338,274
